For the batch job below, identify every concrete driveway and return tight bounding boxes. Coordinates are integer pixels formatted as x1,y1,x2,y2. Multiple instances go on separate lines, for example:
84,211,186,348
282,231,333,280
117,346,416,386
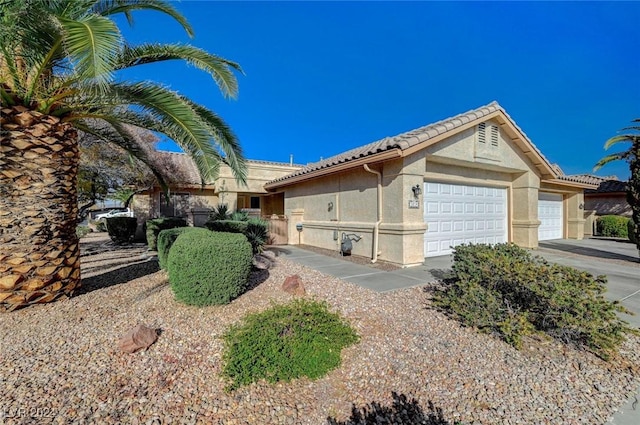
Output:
536,238,640,329
533,238,639,425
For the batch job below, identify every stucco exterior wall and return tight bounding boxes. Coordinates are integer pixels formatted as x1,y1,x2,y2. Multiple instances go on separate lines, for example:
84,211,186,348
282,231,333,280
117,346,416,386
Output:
279,118,587,266
585,193,631,217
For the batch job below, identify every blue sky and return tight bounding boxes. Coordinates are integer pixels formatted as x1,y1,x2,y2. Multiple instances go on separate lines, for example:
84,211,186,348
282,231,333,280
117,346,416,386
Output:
118,1,639,180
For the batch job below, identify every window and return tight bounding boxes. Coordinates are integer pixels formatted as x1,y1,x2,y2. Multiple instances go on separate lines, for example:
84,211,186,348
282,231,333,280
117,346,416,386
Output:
160,192,190,217
250,196,261,209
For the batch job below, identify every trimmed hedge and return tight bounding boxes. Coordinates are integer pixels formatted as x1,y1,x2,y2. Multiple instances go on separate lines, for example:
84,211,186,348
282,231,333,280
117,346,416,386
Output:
206,218,269,254
596,215,630,238
106,217,137,244
434,243,636,360
205,220,248,234
168,229,253,306
157,227,199,270
146,217,187,250
629,219,638,244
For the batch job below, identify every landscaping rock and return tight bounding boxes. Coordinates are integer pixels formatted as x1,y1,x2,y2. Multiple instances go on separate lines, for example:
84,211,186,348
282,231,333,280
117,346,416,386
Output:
261,250,277,262
282,275,305,296
253,254,273,270
118,324,159,353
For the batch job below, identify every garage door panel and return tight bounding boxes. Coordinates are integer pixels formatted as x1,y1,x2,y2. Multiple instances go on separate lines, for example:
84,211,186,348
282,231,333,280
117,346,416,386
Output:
424,182,508,257
538,193,563,241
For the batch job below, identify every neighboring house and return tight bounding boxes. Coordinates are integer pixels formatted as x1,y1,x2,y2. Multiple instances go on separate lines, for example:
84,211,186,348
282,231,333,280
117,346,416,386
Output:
264,102,596,266
561,174,630,217
132,151,302,230
558,174,630,237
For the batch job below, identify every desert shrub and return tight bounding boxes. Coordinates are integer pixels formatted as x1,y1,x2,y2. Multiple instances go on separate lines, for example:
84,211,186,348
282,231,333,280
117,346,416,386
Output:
205,219,248,234
245,218,269,254
157,227,199,270
221,299,359,391
76,225,91,239
92,219,107,232
206,217,269,254
629,219,638,244
596,215,630,238
433,243,636,359
105,217,137,244
209,204,231,221
230,210,249,221
145,217,188,250
168,229,252,306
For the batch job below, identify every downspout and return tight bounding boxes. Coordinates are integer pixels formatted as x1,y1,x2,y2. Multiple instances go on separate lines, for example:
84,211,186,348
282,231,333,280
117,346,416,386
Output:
363,164,382,263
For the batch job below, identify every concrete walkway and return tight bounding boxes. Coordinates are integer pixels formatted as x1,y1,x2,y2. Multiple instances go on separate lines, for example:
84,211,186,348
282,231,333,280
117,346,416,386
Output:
280,240,640,424
277,246,447,292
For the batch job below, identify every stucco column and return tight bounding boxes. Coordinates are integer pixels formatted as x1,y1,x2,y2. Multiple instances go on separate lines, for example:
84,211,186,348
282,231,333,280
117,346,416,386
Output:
566,192,585,239
511,172,540,248
288,209,304,245
379,152,427,266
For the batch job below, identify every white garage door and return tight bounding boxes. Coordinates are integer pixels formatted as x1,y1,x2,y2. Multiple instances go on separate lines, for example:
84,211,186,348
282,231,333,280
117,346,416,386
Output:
538,193,563,241
423,182,507,257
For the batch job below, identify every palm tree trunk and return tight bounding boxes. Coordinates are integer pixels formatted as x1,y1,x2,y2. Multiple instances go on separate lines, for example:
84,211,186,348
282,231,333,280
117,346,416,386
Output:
0,105,80,310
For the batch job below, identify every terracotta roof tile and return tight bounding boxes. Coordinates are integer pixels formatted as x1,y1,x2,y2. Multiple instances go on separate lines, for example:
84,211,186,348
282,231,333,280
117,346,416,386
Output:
559,174,626,192
268,101,556,186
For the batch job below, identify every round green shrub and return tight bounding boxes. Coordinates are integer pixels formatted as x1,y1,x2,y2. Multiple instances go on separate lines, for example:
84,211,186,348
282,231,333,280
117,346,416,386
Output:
146,217,187,250
105,217,137,243
596,215,629,238
222,299,359,391
168,229,252,306
157,227,199,270
629,219,637,244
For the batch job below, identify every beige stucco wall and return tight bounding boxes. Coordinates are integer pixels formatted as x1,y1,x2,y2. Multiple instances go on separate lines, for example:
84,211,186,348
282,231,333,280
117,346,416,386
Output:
585,193,631,217
279,119,587,266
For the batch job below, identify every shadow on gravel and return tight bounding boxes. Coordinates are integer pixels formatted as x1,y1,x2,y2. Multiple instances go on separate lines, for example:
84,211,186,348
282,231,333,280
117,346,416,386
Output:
539,241,639,263
76,260,160,296
326,392,452,425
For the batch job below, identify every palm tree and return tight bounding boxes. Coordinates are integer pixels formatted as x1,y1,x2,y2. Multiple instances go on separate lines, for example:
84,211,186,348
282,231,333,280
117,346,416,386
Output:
0,0,247,310
595,119,640,255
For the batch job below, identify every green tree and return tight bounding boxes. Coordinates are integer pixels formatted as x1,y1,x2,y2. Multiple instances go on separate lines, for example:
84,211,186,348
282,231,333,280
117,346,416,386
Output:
595,119,640,255
0,0,247,310
78,126,157,221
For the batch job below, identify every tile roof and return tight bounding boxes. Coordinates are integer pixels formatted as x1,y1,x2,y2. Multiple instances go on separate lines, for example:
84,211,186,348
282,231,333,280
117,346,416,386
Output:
559,174,627,193
266,101,556,187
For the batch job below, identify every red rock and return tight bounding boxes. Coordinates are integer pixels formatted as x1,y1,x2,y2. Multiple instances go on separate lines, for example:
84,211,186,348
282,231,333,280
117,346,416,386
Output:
118,324,158,353
282,275,305,296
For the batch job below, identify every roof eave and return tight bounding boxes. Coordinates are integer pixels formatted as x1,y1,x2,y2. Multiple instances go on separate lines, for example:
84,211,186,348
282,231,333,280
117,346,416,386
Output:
541,179,598,190
264,149,403,190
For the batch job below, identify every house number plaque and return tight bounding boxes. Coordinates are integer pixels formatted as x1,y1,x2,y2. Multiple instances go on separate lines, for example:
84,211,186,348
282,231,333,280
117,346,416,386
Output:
408,200,420,209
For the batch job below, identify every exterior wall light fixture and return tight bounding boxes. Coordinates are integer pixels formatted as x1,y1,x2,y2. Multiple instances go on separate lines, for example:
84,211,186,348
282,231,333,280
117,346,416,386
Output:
411,184,422,198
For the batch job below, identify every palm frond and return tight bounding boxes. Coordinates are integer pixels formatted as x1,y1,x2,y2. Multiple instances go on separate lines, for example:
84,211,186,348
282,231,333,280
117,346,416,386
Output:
182,97,247,184
74,118,169,191
92,0,194,37
594,152,627,171
115,43,242,98
83,81,242,184
92,107,224,186
604,134,638,150
59,14,122,88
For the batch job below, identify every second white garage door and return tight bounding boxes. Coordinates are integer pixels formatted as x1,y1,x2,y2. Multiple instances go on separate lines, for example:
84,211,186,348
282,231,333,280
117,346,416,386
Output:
538,193,563,241
423,182,507,257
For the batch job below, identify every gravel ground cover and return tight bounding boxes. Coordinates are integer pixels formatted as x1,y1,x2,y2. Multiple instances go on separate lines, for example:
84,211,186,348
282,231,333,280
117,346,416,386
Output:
1,233,639,424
